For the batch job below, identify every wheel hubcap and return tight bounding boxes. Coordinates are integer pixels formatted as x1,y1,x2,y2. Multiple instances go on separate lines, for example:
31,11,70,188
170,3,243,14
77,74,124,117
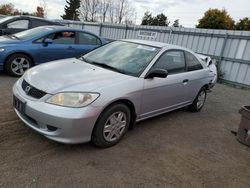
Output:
11,57,30,75
197,90,206,109
103,111,127,142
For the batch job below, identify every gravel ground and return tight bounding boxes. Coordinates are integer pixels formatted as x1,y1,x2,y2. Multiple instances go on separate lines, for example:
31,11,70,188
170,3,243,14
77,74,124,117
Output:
0,73,250,188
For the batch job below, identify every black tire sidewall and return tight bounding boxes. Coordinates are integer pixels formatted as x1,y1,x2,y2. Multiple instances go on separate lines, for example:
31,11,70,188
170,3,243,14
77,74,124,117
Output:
5,54,32,77
92,103,131,148
189,87,207,112
194,87,207,111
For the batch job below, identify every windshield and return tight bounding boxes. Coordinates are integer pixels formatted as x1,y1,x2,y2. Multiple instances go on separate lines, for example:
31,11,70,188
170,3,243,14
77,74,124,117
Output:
82,41,160,77
14,27,54,40
0,16,12,24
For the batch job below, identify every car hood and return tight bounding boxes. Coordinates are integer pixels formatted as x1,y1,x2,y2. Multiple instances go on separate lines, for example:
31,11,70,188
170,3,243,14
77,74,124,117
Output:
23,58,133,94
0,36,22,44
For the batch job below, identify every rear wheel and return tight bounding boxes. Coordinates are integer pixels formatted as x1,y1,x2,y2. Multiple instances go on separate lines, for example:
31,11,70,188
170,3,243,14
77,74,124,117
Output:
188,87,207,112
5,54,32,77
92,103,131,148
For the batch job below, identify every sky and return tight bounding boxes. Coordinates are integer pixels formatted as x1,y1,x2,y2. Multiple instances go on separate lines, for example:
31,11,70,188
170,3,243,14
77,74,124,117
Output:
1,0,250,27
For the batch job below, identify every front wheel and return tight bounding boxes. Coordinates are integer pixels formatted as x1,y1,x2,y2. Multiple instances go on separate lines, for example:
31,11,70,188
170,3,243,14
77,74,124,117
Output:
92,103,131,148
5,54,32,77
188,87,207,112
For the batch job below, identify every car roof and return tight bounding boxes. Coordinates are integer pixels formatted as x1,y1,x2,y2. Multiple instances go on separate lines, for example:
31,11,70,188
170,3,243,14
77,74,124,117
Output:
121,39,188,50
6,15,62,25
11,15,53,21
40,25,95,32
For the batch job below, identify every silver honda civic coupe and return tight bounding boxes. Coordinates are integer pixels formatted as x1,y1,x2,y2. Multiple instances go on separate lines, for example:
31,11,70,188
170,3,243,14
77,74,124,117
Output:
13,39,215,147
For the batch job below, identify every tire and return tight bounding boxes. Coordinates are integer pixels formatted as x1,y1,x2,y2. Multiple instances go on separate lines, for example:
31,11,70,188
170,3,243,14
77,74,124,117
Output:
5,53,32,77
92,103,131,148
188,87,207,112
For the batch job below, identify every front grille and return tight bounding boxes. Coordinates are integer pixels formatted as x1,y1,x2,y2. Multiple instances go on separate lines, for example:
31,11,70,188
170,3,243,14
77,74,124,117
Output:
22,80,47,99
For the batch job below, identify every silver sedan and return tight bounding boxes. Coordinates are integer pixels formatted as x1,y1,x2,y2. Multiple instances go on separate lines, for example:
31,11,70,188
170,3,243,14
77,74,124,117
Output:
13,39,215,147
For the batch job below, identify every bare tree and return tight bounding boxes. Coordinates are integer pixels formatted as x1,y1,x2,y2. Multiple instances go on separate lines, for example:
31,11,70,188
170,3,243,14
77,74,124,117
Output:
79,0,90,21
99,0,110,23
107,0,133,24
108,0,115,23
89,0,99,21
79,0,99,22
79,0,134,23
40,0,48,18
116,0,125,24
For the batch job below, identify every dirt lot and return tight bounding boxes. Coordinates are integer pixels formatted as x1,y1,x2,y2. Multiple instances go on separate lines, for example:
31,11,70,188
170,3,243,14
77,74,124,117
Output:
0,73,250,188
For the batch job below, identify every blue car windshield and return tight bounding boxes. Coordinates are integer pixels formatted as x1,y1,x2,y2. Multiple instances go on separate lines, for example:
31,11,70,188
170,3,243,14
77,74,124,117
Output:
14,27,54,40
82,41,160,77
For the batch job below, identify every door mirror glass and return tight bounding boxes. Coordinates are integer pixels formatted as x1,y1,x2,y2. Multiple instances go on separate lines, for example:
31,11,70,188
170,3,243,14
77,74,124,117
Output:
208,60,213,66
145,69,168,79
43,38,53,44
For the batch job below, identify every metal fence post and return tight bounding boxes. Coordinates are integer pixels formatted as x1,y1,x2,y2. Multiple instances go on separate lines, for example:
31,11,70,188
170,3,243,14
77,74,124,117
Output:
124,24,128,39
219,32,229,65
99,23,102,37
167,28,173,44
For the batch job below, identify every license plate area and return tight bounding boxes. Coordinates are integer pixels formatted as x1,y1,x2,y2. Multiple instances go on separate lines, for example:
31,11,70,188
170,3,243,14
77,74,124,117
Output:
13,95,26,114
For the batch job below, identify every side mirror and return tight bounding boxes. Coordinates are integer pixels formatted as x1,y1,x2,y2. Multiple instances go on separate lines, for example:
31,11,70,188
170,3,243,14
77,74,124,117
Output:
208,60,213,66
43,38,53,46
145,69,168,79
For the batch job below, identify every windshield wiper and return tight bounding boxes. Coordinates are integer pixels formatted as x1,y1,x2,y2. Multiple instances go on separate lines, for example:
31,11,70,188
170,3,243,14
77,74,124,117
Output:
89,61,127,75
78,56,128,75
6,34,20,40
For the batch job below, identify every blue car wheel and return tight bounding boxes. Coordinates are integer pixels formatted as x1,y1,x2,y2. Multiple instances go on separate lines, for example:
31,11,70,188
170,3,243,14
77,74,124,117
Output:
5,54,32,77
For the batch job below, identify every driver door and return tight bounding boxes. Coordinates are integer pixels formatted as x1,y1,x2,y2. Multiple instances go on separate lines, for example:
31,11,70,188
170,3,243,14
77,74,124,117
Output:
34,31,78,63
140,50,190,119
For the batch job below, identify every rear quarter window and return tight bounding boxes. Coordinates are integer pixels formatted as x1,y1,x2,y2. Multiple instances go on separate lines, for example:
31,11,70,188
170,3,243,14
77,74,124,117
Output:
185,51,203,71
78,32,101,45
32,19,54,27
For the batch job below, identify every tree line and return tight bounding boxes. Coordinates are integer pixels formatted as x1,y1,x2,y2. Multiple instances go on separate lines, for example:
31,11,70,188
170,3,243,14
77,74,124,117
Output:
1,0,249,31
62,0,250,30
0,1,47,18
141,9,250,30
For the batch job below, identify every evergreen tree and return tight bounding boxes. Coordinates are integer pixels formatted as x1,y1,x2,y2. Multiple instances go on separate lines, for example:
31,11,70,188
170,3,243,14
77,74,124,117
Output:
152,13,169,26
172,19,180,27
141,11,154,25
61,0,80,21
141,11,169,26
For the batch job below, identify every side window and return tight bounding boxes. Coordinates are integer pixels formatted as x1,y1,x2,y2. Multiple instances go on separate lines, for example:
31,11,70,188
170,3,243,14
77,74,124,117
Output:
47,31,76,44
32,20,51,27
7,20,29,29
78,32,101,45
153,51,186,74
185,51,203,71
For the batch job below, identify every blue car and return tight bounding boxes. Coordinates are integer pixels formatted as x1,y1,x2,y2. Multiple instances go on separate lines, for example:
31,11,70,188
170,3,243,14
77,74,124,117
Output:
0,26,106,76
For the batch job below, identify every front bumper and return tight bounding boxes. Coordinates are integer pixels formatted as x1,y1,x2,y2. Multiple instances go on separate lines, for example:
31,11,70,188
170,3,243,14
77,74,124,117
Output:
12,79,103,144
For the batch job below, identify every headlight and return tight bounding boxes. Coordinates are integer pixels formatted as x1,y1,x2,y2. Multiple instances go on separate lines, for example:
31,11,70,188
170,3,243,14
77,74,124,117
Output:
46,92,99,107
0,48,5,52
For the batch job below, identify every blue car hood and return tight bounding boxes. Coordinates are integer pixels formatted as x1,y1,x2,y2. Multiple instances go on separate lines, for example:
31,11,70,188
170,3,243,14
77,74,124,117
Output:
0,36,23,44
